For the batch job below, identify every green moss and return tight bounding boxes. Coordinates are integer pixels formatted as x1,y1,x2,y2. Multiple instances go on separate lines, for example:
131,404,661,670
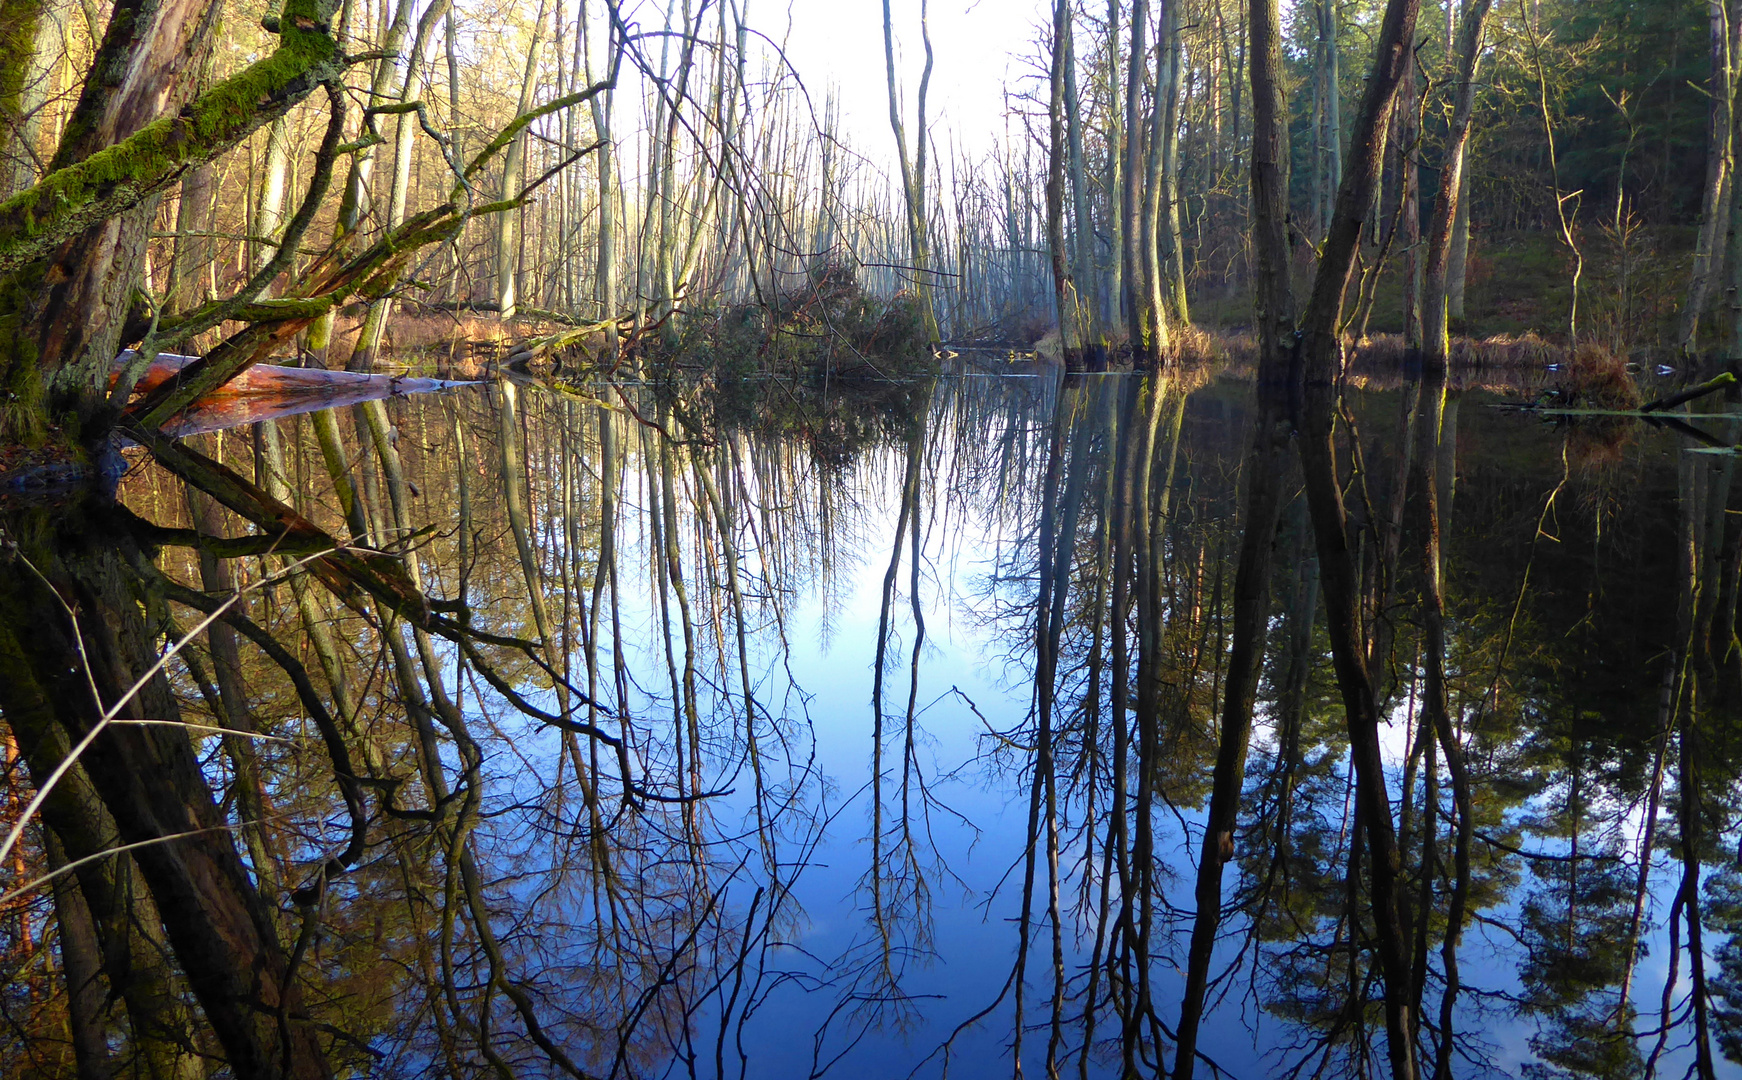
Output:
0,257,45,446
0,0,40,135
0,13,345,275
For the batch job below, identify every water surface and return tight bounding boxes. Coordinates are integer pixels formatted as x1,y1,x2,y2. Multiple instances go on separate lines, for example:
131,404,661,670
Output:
4,366,1734,1079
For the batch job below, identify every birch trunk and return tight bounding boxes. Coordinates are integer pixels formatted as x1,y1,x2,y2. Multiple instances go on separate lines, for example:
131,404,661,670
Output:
882,0,940,341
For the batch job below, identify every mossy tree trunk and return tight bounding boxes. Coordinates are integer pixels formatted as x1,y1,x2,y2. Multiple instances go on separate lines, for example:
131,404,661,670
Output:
0,0,348,451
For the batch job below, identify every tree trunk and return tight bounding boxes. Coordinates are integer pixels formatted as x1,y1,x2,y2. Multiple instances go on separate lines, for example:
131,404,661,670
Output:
582,0,618,351
496,0,549,322
1423,0,1493,363
1122,0,1157,358
3,0,73,199
1062,4,1097,351
168,164,217,316
1103,0,1123,331
1158,0,1190,325
1682,0,1738,356
1141,49,1170,364
1400,45,1422,347
1168,0,1296,1070
1047,0,1079,364
346,0,455,364
45,830,117,1080
883,0,939,341
1447,170,1469,321
254,116,291,282
1294,0,1424,1075
0,0,347,445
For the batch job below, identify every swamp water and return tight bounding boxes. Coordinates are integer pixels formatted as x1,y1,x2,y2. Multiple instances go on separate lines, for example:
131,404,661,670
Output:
2,366,1735,1078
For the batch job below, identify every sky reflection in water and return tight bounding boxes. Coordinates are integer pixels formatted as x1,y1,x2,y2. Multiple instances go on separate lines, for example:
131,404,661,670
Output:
58,368,1734,1078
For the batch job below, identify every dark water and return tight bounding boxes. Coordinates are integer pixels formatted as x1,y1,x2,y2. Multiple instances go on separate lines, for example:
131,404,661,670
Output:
1,367,1737,1078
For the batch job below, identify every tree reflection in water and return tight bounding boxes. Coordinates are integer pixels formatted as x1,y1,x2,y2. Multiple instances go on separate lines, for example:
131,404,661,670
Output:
0,367,1738,1079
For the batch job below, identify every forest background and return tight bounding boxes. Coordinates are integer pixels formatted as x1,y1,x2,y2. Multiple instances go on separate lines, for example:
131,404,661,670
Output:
2,0,1730,449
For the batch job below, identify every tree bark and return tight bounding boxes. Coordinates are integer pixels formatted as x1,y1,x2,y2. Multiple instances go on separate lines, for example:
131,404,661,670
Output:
1294,0,1424,1075
45,830,117,1080
0,0,346,444
1682,0,1738,356
1061,3,1097,350
496,0,549,322
1122,0,1160,359
1103,0,1123,331
1422,0,1492,362
1168,0,1296,1070
883,0,939,341
1047,0,1080,365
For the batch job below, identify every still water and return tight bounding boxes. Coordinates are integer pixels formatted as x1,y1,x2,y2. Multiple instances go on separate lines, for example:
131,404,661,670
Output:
2,366,1735,1078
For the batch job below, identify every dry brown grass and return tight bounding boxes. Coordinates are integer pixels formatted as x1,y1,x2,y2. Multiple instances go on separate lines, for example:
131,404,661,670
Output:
1561,342,1641,409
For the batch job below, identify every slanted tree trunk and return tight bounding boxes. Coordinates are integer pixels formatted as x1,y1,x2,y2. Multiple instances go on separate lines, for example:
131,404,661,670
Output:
1413,44,1493,1063
343,0,455,363
0,502,332,1078
387,0,456,234
0,0,349,447
1293,0,1424,1076
3,0,73,200
318,0,416,370
0,0,219,442
1682,0,1738,357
